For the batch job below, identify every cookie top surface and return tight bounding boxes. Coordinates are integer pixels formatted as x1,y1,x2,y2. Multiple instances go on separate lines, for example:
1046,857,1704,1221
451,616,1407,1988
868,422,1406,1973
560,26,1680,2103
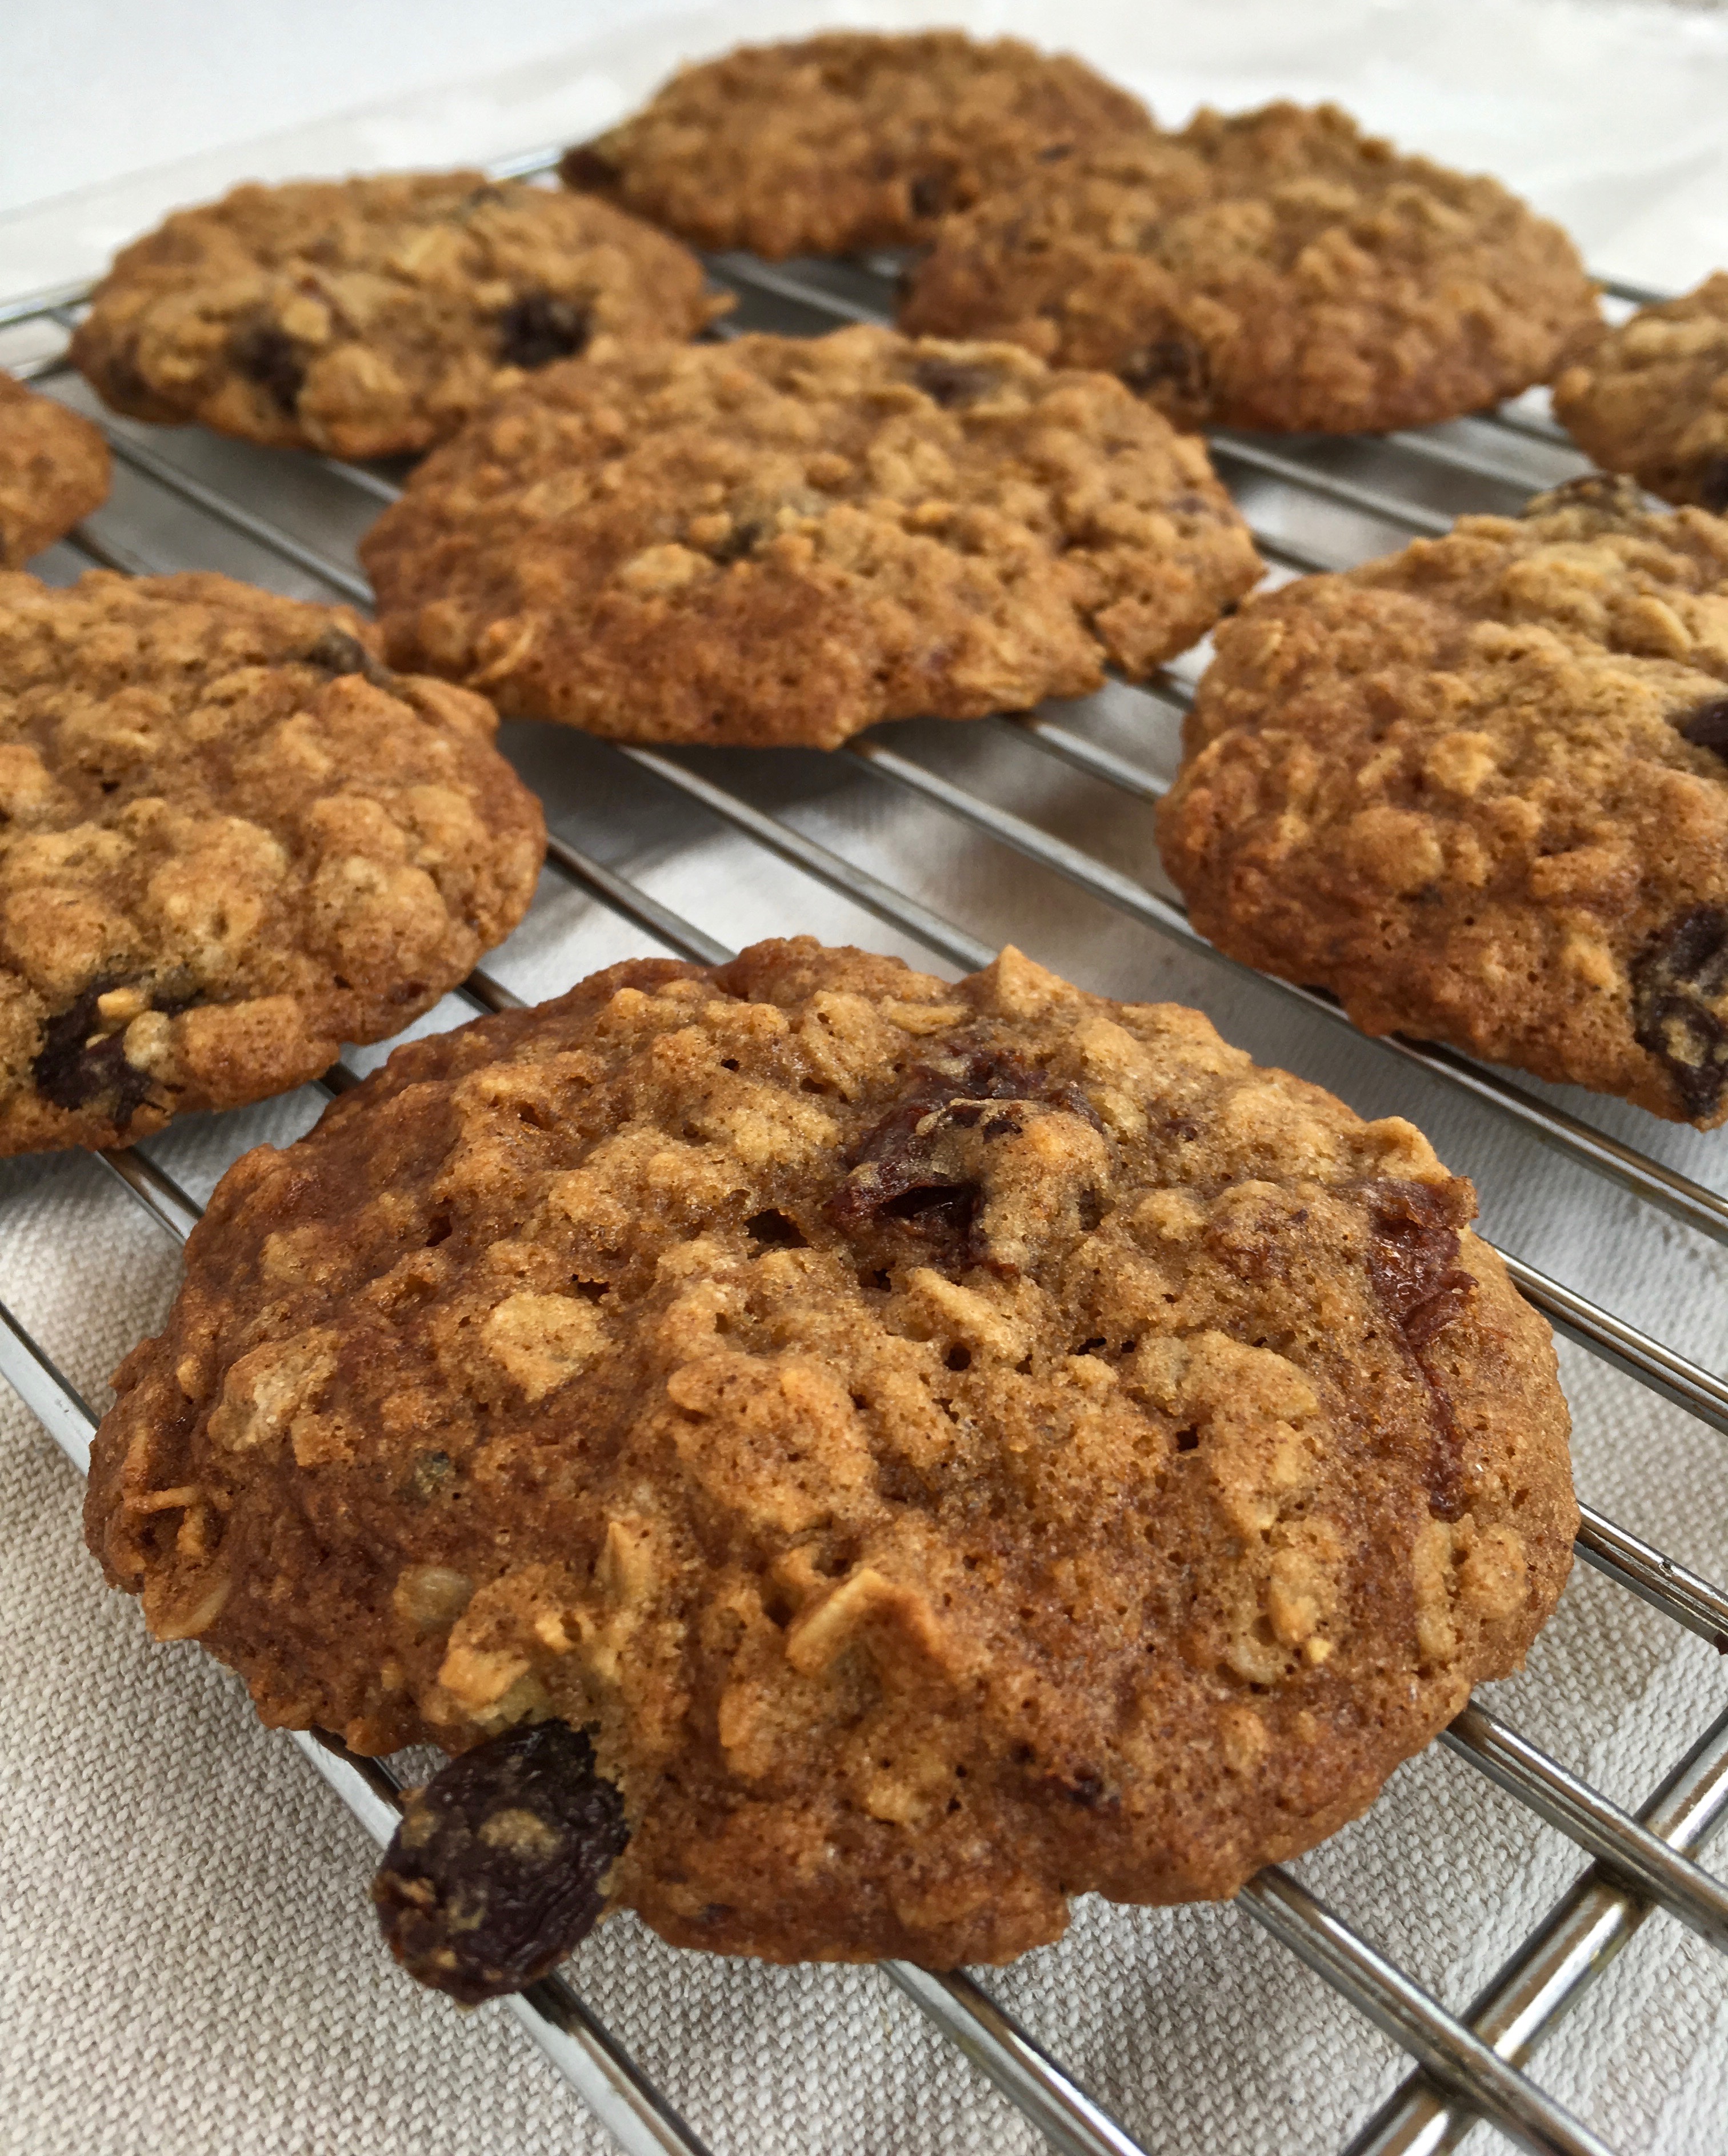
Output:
899,102,1601,434
0,374,110,568
359,324,1261,749
1554,274,1728,510
559,31,1152,259
69,171,725,459
1157,476,1728,1124
0,570,545,1155
86,937,1574,1968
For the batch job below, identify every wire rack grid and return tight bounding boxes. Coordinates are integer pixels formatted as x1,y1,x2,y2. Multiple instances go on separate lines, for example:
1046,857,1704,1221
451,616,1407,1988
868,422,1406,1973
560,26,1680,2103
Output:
1,155,1726,2156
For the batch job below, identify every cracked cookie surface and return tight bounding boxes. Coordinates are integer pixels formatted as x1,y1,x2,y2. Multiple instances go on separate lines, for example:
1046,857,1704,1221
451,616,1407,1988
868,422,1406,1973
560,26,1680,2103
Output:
359,324,1261,748
559,30,1153,259
69,171,725,459
899,102,1600,434
0,570,544,1154
1554,274,1728,510
0,374,110,567
1157,476,1728,1124
86,937,1573,1969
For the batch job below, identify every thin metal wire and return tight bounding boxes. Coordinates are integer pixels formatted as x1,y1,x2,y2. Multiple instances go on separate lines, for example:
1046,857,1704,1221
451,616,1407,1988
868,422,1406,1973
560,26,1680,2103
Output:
1347,1704,1728,2156
1240,1869,1616,2156
1440,1703,1728,1953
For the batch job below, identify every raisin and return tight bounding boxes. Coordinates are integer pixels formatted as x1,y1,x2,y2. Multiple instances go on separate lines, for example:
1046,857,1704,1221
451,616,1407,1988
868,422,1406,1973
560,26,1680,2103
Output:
1119,338,1211,408
497,292,592,371
1035,142,1076,163
826,1044,1102,1269
911,359,1003,410
1362,1179,1477,1520
1631,906,1728,1120
909,172,954,219
31,979,190,1126
1693,455,1728,515
705,518,769,564
300,625,396,690
559,144,619,191
373,1719,628,2005
745,1208,808,1251
228,319,306,413
1677,696,1728,760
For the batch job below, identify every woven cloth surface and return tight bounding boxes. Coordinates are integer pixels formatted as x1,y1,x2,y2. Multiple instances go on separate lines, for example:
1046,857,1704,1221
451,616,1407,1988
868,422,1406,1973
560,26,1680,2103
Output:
5,5,1728,2153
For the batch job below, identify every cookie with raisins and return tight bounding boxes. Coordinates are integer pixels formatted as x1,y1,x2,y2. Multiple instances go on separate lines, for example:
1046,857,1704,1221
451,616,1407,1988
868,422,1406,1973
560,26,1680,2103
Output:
559,30,1152,259
359,324,1260,748
0,373,110,567
70,171,726,459
86,936,1573,1979
0,569,543,1154
1554,274,1728,510
899,102,1599,434
1158,476,1728,1124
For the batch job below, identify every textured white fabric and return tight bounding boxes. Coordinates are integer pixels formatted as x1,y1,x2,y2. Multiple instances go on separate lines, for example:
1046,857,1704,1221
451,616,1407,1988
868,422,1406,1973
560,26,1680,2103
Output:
5,5,1728,2153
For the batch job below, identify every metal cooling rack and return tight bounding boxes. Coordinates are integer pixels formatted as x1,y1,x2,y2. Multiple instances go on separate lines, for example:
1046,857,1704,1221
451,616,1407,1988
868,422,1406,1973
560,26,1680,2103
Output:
1,153,1726,2156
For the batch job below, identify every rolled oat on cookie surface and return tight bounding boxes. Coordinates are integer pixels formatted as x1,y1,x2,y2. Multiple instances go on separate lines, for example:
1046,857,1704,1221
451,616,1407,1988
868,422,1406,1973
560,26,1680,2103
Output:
86,937,1574,1981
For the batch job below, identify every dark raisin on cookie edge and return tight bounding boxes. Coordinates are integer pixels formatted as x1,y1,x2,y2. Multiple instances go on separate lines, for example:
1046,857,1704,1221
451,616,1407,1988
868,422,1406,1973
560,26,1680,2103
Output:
497,292,593,371
1632,907,1728,1121
372,1718,628,2005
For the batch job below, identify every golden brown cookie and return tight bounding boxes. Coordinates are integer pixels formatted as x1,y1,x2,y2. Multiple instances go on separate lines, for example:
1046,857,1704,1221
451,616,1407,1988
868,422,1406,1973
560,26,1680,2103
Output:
1157,475,1728,1125
86,937,1574,1973
0,373,110,567
1554,274,1728,509
359,324,1261,749
899,102,1601,434
69,171,726,459
559,31,1153,259
0,569,545,1155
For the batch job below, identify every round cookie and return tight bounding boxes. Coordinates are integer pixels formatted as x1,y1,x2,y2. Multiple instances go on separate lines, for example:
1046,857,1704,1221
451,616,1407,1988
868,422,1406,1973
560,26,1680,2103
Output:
559,31,1153,259
899,102,1601,435
69,172,726,460
0,570,545,1155
1157,475,1728,1126
1554,274,1728,510
0,373,110,567
359,324,1262,749
86,936,1575,1972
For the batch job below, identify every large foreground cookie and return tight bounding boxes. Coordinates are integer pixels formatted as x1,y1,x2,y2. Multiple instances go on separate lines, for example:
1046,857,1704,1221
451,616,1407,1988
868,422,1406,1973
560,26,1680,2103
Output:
559,31,1152,259
0,373,110,566
360,325,1261,748
86,937,1574,1971
69,172,725,459
0,571,545,1154
1554,274,1728,510
899,103,1599,435
1158,476,1728,1125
